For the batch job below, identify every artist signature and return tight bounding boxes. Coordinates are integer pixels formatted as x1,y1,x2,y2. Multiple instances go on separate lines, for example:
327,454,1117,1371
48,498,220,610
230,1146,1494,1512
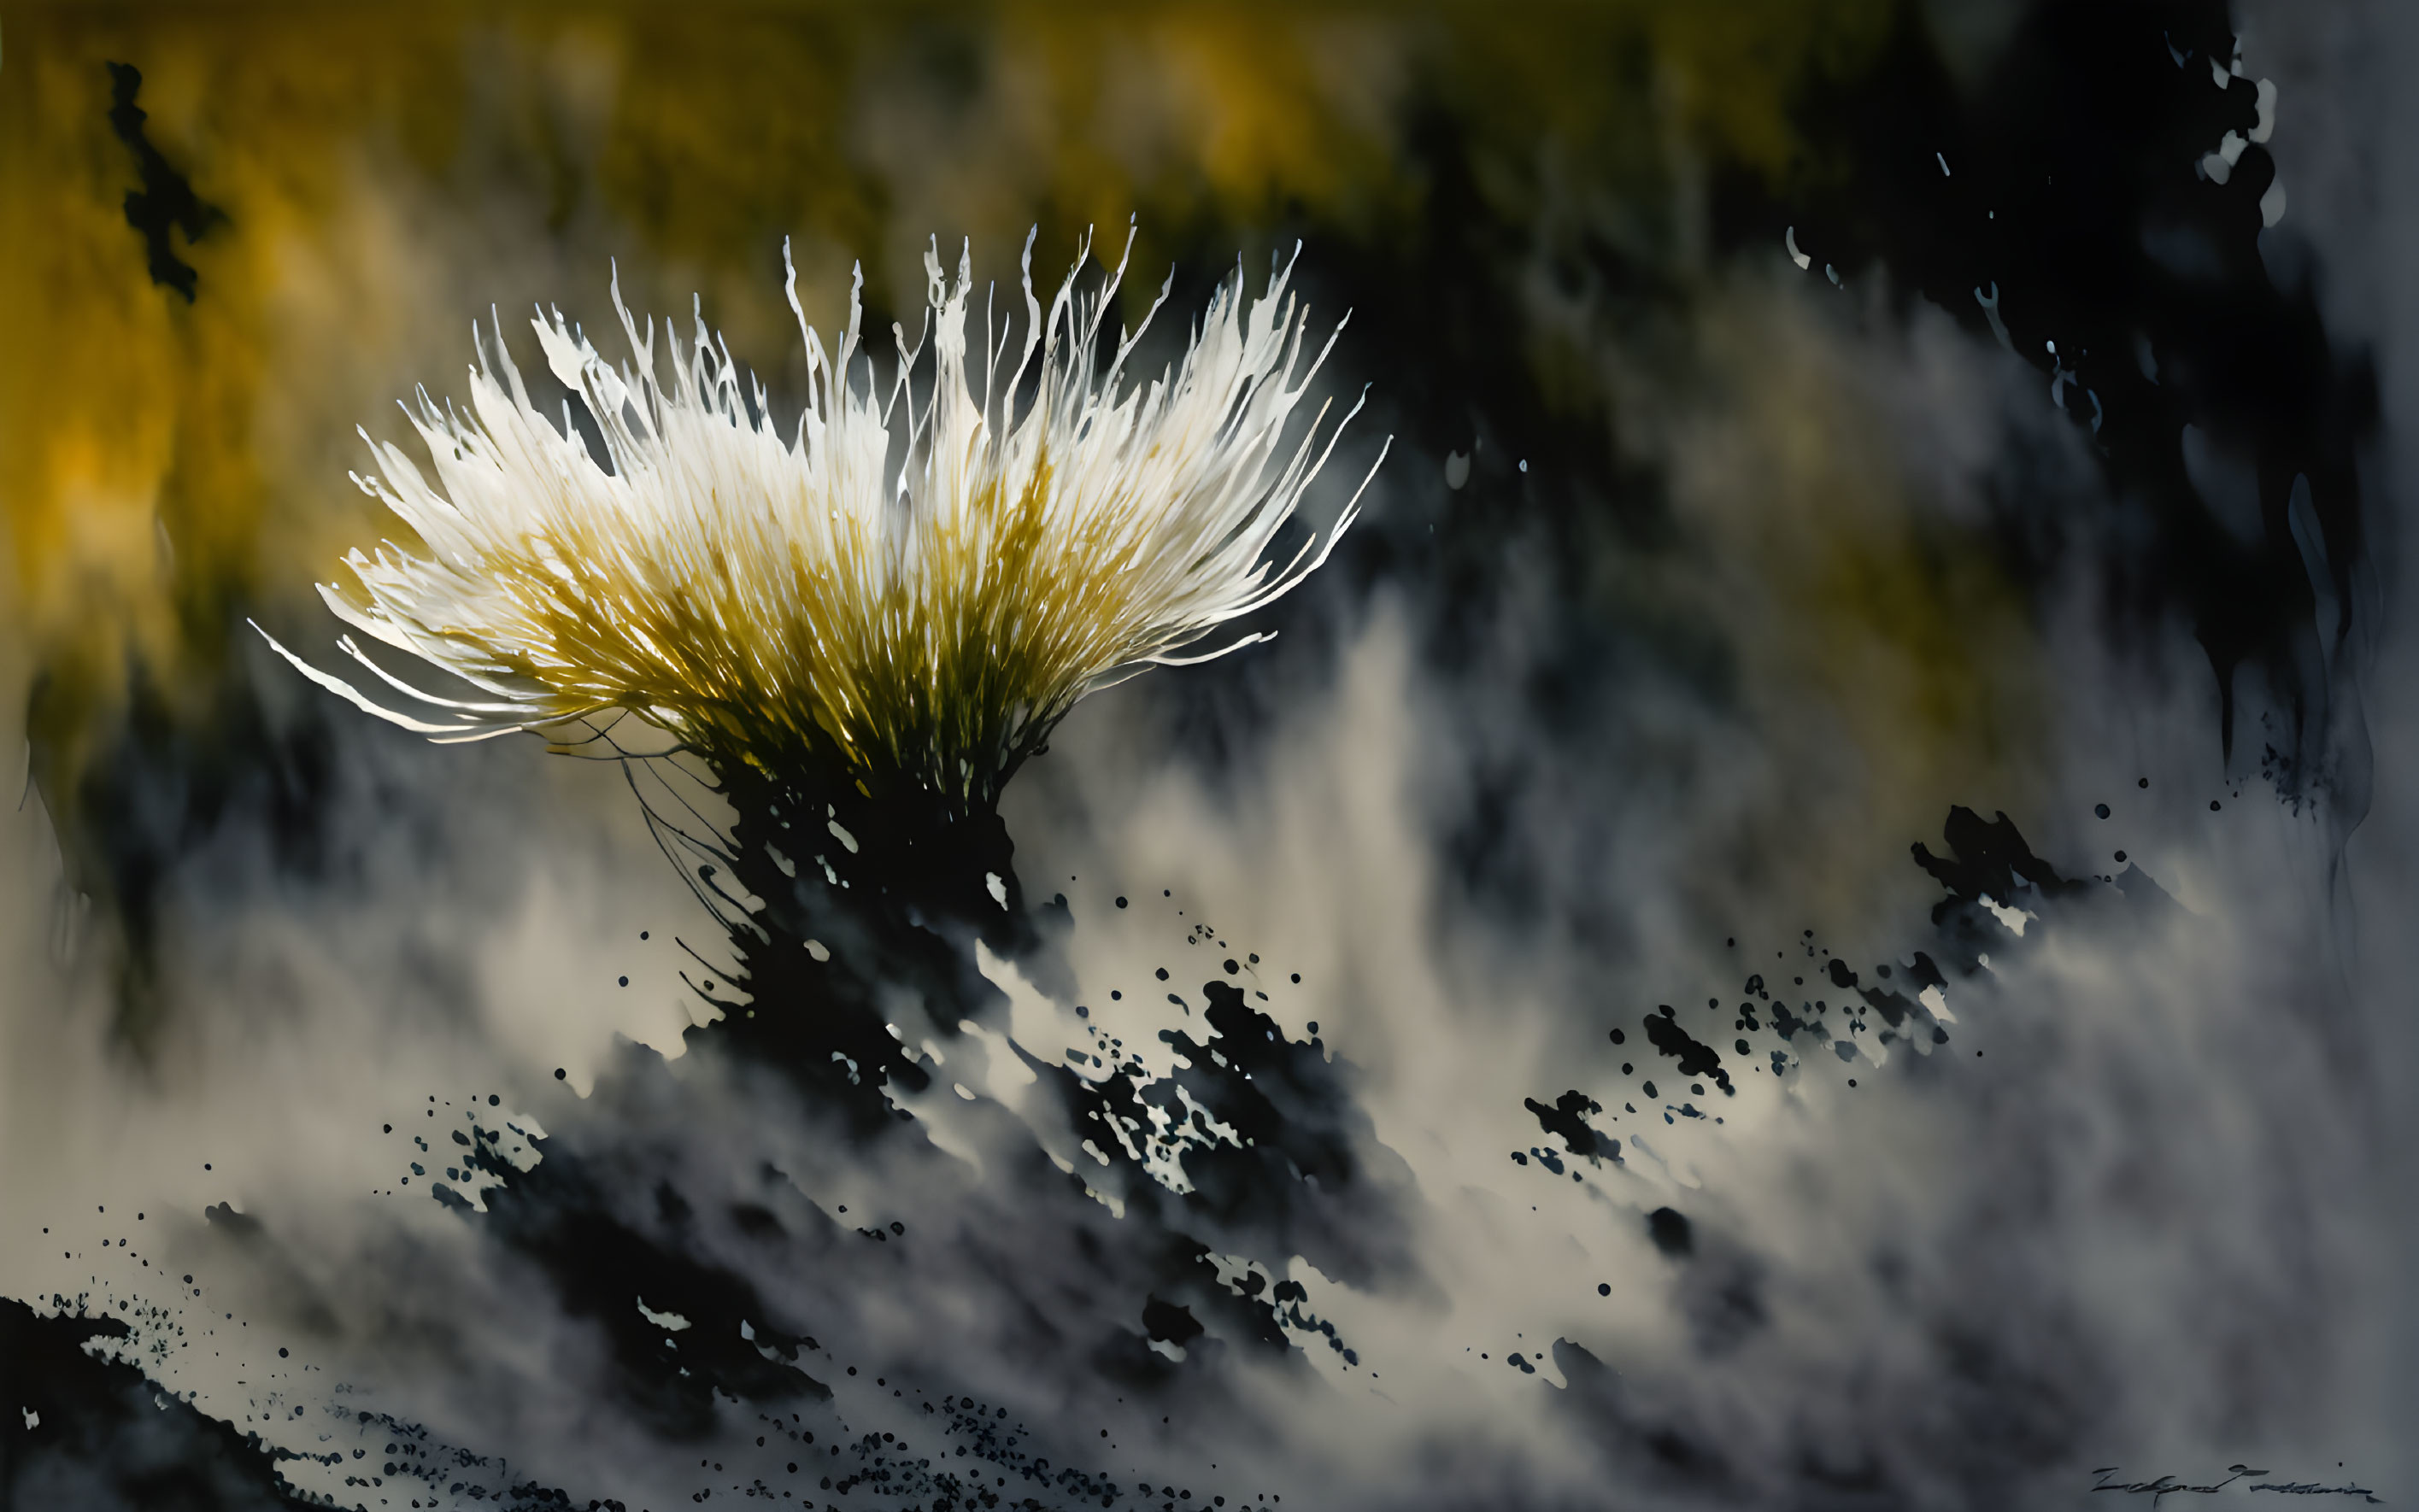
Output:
2091,1466,2384,1504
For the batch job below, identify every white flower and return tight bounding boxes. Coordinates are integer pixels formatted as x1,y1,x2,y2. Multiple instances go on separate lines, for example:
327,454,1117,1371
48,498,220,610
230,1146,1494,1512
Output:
259,226,1383,809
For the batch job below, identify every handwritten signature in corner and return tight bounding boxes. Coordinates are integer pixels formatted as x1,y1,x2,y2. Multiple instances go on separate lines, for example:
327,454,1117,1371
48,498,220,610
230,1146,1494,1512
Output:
2091,1466,2384,1505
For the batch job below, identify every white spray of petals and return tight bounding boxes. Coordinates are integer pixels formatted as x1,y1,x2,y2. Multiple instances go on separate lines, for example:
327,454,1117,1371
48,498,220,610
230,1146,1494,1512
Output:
259,226,1384,808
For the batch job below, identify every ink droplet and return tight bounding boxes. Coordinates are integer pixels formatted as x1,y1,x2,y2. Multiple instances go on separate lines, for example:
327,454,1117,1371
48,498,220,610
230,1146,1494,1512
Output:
1646,1207,1692,1256
2094,803,2111,818
555,1068,567,1081
1116,896,1129,908
2139,777,2150,788
2114,851,2127,863
2211,800,2222,811
1597,1283,1610,1296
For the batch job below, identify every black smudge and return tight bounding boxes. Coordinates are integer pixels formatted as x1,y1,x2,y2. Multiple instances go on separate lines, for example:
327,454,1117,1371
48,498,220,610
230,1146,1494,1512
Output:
1755,5,2375,805
458,1145,828,1437
1646,1207,1694,1258
1142,1297,1206,1348
105,62,226,302
24,658,340,1052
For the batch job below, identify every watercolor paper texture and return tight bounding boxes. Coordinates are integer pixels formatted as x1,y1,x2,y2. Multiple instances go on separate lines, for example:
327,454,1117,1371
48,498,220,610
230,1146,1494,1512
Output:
2,4,2410,1509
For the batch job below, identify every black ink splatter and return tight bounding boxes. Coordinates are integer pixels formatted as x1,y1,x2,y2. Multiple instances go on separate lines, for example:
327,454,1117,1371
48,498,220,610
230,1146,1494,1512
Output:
1524,1090,1621,1163
1911,806,2085,918
3,1297,314,1509
1641,1014,1732,1095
